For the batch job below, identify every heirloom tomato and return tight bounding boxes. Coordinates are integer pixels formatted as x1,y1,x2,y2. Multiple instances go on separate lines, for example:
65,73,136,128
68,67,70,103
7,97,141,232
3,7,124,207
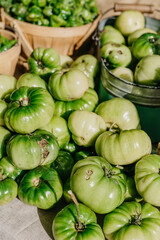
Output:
53,202,105,240
135,154,160,206
18,166,63,209
103,201,160,240
6,129,59,170
95,129,152,165
70,156,127,214
4,86,55,134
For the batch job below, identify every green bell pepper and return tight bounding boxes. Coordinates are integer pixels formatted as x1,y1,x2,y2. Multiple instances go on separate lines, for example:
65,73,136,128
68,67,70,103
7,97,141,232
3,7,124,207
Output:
50,14,67,27
33,0,46,8
25,5,42,22
43,5,53,17
11,3,28,18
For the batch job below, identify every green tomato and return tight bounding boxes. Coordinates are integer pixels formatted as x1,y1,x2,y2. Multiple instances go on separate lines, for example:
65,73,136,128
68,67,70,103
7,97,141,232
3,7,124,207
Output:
0,156,24,181
95,129,152,165
0,100,7,126
134,55,160,85
111,67,134,82
48,69,89,101
49,150,74,182
103,201,160,240
128,28,157,45
101,42,132,68
135,154,160,206
54,88,99,119
132,33,160,60
18,166,63,209
40,115,70,149
70,156,127,214
28,47,61,80
63,141,81,155
125,176,140,201
100,25,125,47
95,98,140,130
4,86,55,134
0,178,18,206
71,54,99,88
6,129,59,170
115,10,145,36
53,202,105,240
74,149,95,162
68,110,106,147
60,55,73,69
16,73,47,89
0,74,17,99
0,126,12,159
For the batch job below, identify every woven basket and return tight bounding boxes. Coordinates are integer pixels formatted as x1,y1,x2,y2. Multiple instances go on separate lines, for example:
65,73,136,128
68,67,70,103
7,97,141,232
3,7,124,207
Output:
1,8,101,58
0,23,21,75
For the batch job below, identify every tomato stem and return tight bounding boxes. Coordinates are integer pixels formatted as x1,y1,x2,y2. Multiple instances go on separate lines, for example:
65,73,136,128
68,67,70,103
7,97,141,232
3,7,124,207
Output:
68,190,85,231
103,166,113,178
130,213,142,225
20,97,30,106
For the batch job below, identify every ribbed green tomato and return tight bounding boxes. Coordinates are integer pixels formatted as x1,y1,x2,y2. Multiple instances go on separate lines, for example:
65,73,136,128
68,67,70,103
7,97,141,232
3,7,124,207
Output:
115,10,145,36
0,75,17,99
0,100,7,126
95,98,140,130
103,201,160,240
128,28,157,45
41,115,70,149
6,129,59,170
68,110,106,147
54,88,99,119
135,154,160,206
132,33,160,60
0,126,12,159
71,54,99,88
0,178,18,206
28,47,61,80
53,203,105,240
16,73,48,89
48,69,89,101
70,156,127,214
4,86,55,134
95,129,152,165
49,150,74,182
134,55,160,85
101,42,132,68
18,166,63,209
100,25,125,47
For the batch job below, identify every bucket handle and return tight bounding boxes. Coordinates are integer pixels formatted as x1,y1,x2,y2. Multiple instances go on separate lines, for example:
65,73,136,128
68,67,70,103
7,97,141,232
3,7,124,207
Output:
114,3,155,13
92,2,160,46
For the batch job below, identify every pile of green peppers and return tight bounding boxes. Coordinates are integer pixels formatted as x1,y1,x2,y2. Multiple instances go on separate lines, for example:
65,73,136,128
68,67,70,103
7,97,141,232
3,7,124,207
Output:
0,0,99,27
0,35,17,53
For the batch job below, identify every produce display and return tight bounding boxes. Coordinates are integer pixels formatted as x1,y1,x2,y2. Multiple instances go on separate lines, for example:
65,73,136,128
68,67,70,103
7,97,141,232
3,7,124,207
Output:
0,8,160,240
100,10,160,86
0,0,99,27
